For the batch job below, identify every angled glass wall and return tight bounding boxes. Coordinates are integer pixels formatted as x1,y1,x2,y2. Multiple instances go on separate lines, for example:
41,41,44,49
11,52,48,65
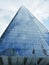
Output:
0,7,49,57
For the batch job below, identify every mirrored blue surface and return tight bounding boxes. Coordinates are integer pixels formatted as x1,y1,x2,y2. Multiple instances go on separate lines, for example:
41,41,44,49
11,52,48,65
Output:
0,7,49,57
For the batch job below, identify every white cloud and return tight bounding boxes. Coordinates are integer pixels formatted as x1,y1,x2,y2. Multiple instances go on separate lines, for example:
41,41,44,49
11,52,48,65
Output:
0,0,49,37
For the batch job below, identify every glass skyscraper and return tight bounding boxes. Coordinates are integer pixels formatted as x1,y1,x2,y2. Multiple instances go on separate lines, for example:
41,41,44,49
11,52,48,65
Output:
0,6,49,65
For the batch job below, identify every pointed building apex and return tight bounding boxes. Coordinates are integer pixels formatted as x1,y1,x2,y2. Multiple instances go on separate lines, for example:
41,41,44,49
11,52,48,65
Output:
18,5,28,12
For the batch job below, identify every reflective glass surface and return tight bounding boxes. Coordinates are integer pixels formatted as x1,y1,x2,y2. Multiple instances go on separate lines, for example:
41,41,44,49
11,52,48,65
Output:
0,7,49,57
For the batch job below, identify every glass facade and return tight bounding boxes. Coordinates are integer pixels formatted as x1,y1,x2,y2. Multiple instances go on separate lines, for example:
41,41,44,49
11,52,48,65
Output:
0,7,49,57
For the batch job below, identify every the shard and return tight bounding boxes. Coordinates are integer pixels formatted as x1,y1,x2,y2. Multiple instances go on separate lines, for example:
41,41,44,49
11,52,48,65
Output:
0,6,49,65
